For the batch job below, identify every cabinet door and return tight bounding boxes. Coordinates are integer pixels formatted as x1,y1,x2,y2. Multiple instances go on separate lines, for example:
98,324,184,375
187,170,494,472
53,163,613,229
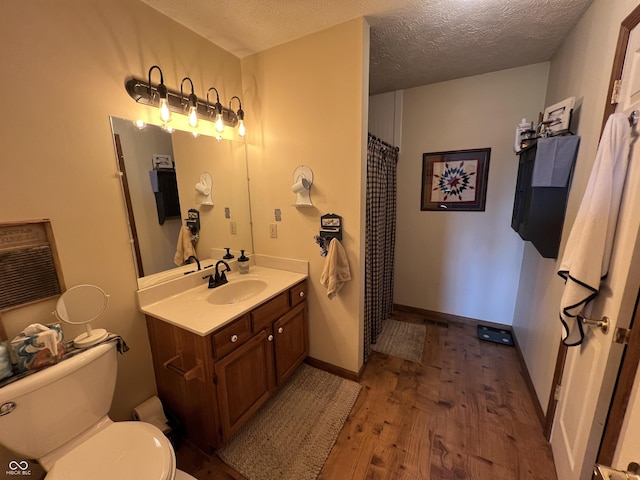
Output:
273,301,308,385
146,316,220,452
215,329,275,441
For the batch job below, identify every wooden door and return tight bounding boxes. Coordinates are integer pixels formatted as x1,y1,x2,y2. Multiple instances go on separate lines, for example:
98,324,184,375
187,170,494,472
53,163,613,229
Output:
273,301,308,385
215,330,275,441
551,11,640,479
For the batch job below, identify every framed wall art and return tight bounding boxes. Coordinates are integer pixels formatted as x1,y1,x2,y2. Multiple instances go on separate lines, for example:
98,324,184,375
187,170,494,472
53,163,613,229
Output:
420,148,491,211
542,96,575,135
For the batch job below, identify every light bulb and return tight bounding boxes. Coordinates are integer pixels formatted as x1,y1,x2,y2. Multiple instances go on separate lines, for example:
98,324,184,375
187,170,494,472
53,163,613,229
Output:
238,119,246,137
215,112,224,133
189,105,198,128
159,98,171,123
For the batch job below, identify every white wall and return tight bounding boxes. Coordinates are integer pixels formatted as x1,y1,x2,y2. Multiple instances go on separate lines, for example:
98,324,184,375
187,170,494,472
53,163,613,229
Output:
513,0,640,417
369,91,403,147
395,63,549,325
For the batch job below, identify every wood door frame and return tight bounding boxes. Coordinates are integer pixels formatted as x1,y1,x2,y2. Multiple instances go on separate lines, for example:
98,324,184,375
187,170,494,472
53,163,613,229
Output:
113,133,145,277
544,1,640,462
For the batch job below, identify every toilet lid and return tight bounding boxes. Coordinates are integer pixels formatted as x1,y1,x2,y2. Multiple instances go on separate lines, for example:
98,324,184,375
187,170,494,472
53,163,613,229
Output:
46,422,174,480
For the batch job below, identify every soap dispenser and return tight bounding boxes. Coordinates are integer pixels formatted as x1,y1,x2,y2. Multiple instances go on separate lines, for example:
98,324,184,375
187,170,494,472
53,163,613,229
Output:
223,247,234,260
238,250,250,274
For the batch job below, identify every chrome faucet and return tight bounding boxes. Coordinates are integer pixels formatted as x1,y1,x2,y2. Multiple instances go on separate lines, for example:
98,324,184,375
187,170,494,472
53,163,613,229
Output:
203,260,231,289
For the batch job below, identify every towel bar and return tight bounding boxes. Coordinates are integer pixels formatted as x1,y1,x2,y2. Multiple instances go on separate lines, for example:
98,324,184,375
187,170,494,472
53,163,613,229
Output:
578,314,609,334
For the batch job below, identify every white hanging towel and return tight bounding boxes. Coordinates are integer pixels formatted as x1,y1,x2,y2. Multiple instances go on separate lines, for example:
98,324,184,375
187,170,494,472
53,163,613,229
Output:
320,238,351,298
557,113,631,346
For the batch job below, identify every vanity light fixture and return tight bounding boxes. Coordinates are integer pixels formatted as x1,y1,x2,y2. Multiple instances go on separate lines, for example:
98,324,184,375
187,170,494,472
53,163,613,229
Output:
180,77,199,128
230,96,245,137
125,66,244,132
148,65,172,124
207,87,225,133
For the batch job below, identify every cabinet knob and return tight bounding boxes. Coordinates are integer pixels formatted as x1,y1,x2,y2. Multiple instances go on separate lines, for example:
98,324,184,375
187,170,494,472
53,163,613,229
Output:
277,327,284,334
231,334,238,343
299,291,305,297
268,334,274,342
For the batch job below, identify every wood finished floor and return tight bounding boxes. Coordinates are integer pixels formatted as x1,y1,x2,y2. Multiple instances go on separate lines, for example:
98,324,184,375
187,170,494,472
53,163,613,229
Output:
176,311,557,479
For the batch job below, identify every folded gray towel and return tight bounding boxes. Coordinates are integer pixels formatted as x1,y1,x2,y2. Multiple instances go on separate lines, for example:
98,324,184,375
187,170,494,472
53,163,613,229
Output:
531,136,581,187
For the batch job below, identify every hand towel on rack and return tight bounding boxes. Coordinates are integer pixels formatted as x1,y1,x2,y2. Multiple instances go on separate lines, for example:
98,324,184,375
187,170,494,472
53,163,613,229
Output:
320,238,351,298
173,225,196,266
531,135,581,187
557,113,631,346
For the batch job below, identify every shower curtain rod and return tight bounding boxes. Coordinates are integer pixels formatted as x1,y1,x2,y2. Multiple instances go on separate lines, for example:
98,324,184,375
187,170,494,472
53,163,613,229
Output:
368,133,399,152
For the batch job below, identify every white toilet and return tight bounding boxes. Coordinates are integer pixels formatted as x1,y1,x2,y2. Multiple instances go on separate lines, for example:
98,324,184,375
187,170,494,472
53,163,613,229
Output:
0,341,197,480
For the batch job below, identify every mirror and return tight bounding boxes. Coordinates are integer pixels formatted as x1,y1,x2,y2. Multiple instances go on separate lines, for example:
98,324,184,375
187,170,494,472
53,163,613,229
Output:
53,284,109,347
110,117,253,287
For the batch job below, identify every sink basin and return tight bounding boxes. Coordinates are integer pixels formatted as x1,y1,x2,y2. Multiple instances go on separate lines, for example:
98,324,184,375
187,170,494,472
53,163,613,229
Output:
207,279,268,305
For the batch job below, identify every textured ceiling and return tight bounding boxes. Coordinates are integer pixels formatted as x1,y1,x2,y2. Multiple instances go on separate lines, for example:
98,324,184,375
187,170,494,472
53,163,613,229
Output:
139,0,594,95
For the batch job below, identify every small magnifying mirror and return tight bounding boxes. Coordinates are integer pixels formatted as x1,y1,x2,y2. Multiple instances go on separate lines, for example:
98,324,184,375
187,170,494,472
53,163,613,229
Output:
53,284,109,348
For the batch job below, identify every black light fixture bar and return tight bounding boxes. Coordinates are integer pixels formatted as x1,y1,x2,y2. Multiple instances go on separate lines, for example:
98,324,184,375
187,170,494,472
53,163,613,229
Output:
125,77,238,127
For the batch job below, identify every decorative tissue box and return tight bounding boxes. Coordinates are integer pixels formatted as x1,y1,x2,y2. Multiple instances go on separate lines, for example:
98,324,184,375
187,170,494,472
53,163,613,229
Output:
11,323,66,372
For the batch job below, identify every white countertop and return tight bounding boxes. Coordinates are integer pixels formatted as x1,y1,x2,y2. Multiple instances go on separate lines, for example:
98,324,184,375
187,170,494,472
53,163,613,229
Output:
137,265,308,336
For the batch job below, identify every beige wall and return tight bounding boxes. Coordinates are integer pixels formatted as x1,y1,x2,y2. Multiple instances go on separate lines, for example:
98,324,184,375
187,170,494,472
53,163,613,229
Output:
395,63,549,325
241,19,369,373
172,133,252,258
513,0,640,415
0,0,243,420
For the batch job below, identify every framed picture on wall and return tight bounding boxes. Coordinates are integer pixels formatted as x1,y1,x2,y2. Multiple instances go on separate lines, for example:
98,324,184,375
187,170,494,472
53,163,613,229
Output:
420,148,491,211
542,96,575,135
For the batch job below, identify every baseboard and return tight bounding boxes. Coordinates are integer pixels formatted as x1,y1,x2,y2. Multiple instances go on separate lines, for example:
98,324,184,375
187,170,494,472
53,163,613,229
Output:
393,304,509,331
393,304,546,429
509,327,546,429
305,356,361,382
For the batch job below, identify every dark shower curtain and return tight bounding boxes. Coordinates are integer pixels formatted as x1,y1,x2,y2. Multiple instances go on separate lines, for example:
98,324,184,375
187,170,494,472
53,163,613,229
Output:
364,133,399,362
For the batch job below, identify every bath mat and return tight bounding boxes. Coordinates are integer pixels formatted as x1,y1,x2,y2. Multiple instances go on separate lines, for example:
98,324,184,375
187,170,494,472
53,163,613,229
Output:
217,363,361,480
370,319,426,363
477,325,514,346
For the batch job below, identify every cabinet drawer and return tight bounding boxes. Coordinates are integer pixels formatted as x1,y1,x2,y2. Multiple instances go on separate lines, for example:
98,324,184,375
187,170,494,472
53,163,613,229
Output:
251,292,289,333
289,281,307,307
212,314,251,358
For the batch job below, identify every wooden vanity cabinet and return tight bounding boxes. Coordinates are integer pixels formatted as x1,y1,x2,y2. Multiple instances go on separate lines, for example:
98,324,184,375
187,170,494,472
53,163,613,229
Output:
214,330,275,439
145,279,308,452
145,316,221,452
273,302,308,385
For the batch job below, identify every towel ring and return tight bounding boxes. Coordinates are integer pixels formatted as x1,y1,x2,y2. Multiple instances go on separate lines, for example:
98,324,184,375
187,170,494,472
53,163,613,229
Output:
629,110,639,127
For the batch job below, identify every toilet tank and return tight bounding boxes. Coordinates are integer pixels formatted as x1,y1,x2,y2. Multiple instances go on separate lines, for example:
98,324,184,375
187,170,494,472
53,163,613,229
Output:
0,341,117,460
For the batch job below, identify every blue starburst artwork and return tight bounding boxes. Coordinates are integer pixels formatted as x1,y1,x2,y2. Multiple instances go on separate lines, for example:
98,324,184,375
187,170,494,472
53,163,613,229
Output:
421,148,491,211
431,160,478,202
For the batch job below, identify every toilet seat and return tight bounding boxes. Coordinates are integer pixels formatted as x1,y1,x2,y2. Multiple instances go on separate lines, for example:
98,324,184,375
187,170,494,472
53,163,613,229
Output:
45,422,174,480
